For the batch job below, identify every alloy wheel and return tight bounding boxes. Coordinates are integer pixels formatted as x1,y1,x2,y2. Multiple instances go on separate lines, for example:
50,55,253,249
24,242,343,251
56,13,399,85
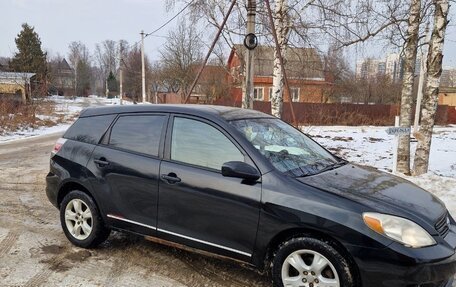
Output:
64,198,93,240
281,249,340,287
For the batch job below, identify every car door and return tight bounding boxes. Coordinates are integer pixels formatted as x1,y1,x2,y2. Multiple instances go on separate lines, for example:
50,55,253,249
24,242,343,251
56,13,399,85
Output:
157,115,261,260
88,113,168,236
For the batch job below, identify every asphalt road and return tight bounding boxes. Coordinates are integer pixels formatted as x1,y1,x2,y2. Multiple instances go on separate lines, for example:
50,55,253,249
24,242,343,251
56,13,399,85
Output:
0,133,269,287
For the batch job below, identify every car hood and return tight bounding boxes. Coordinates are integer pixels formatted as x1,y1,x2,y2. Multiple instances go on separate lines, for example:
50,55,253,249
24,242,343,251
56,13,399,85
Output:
297,163,446,229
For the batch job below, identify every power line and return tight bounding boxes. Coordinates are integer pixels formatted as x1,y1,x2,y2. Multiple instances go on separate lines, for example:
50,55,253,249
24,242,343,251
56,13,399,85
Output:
145,0,196,38
119,1,195,70
127,0,196,51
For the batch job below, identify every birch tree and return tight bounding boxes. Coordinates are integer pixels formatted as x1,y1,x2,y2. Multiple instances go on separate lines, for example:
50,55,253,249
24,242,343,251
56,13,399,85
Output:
397,0,422,175
413,0,450,175
270,0,290,117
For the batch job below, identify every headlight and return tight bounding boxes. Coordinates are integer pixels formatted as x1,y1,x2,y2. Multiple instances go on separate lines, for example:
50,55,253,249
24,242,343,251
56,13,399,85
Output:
363,212,436,248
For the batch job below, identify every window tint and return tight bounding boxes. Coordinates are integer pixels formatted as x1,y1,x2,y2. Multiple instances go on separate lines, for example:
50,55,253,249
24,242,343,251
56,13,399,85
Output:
171,117,244,170
109,115,165,156
64,114,115,144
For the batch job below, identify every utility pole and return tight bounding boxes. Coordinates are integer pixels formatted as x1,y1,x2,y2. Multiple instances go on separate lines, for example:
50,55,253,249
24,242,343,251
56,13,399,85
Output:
140,30,146,103
119,67,123,105
413,24,431,133
74,56,78,99
243,0,256,109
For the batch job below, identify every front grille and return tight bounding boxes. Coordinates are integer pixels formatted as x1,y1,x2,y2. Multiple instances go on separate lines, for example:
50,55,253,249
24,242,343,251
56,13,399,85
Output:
435,212,450,238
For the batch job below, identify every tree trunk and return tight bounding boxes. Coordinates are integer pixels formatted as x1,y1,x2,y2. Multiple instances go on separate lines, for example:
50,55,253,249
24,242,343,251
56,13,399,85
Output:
413,0,449,175
271,0,289,118
397,0,421,175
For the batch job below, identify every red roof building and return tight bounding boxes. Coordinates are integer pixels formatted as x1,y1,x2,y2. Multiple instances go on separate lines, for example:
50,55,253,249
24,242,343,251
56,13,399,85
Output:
226,45,333,105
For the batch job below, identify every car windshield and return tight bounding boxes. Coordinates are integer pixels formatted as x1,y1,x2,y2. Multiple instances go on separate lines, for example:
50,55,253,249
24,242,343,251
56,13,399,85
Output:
230,118,346,177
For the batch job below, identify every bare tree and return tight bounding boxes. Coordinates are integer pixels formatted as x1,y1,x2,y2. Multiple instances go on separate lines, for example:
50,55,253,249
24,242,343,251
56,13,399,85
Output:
413,0,450,175
67,41,92,97
159,19,203,102
94,40,118,96
397,0,422,175
123,45,151,102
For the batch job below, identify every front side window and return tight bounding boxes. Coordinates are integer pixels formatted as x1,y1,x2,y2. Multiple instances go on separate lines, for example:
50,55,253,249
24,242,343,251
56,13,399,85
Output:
230,118,344,177
109,115,165,156
171,117,244,170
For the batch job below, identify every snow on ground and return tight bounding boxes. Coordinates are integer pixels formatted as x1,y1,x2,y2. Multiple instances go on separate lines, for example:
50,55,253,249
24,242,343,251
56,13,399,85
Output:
305,125,456,215
0,95,131,143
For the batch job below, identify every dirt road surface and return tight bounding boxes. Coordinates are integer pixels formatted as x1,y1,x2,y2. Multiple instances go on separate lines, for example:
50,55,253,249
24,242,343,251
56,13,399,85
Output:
0,133,270,287
1,133,455,286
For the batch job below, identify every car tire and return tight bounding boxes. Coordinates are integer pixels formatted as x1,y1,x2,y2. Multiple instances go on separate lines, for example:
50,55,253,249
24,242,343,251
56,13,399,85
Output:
272,237,356,287
60,190,110,248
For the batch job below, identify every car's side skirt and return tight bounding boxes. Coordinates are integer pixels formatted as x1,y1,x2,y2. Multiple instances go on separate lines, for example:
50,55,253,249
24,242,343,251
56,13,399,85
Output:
107,214,252,258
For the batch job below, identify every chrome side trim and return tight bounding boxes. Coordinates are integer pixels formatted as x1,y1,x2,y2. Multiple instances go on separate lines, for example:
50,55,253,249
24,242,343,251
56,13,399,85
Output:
107,214,156,230
157,228,251,257
107,214,251,257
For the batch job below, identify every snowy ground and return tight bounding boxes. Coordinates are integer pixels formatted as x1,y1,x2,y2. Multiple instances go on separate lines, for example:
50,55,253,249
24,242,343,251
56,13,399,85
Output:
305,125,456,216
0,95,130,143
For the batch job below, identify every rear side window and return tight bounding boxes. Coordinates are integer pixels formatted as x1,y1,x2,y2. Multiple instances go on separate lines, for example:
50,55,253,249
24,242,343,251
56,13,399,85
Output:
109,115,165,156
64,114,116,144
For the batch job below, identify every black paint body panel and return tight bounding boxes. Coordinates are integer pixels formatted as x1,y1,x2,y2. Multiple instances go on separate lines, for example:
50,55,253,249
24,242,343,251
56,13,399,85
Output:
45,105,456,287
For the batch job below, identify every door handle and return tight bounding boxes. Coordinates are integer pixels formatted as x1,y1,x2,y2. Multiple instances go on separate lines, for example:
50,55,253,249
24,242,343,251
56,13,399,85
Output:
94,158,110,167
161,173,181,184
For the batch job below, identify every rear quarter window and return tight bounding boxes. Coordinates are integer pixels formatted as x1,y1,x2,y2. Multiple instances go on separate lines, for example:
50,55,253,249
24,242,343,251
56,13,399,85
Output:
64,114,116,144
108,115,166,156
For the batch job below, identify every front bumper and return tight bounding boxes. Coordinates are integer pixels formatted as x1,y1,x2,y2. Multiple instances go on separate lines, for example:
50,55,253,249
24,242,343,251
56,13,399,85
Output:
347,226,456,287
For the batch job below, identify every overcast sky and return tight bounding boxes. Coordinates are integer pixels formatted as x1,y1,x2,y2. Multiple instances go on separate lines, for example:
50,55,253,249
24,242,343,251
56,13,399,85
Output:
1,0,455,69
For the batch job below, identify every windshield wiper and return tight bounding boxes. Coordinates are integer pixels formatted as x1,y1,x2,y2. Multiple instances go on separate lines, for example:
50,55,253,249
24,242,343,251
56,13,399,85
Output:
317,160,348,174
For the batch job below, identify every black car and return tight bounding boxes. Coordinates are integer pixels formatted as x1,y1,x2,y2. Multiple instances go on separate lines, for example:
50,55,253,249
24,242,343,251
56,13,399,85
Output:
46,104,456,287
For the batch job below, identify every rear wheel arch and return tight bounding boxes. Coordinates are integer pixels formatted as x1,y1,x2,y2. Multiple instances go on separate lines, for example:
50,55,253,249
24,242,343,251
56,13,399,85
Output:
264,227,361,284
58,181,94,208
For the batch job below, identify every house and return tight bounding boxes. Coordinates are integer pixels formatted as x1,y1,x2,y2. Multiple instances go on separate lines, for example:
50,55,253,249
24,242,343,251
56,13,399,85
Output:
49,58,74,96
439,87,456,106
155,64,231,104
0,57,11,71
227,45,333,104
0,71,35,103
441,68,456,88
189,65,231,104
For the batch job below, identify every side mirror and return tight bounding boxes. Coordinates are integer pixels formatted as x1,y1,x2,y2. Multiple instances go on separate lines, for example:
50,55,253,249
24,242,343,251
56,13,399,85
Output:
221,161,260,181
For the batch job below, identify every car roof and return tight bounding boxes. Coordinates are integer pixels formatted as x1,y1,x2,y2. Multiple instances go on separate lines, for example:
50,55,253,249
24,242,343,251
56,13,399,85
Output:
79,104,275,121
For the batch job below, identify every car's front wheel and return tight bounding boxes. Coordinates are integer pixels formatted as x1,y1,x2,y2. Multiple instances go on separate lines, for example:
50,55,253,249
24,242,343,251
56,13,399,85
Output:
272,237,356,287
60,190,110,248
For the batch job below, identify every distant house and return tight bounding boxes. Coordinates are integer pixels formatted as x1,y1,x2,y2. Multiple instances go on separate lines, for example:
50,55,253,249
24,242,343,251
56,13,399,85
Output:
227,45,333,104
439,87,456,106
155,64,231,104
156,92,181,104
0,57,11,72
0,71,35,103
189,65,231,104
50,58,74,96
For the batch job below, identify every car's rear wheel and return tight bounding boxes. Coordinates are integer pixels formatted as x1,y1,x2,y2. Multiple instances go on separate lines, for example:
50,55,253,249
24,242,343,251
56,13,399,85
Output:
60,190,110,248
272,237,356,287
